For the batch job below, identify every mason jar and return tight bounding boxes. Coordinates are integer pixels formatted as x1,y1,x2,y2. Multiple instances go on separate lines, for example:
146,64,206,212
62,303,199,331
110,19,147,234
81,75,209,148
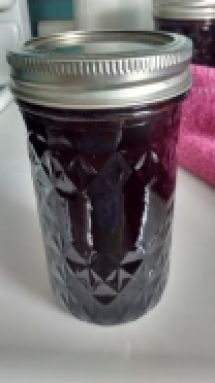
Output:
7,31,192,325
154,0,215,66
154,1,215,186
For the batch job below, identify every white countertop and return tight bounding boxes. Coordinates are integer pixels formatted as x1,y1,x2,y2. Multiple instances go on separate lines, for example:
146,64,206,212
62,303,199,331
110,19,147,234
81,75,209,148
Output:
0,102,215,382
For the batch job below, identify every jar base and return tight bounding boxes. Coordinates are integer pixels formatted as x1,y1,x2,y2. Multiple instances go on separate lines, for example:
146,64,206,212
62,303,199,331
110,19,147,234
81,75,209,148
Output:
50,272,169,326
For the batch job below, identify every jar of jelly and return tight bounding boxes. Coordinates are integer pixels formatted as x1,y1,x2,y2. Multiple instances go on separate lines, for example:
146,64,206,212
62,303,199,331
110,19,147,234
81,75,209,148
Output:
154,1,215,186
8,31,192,325
154,0,215,66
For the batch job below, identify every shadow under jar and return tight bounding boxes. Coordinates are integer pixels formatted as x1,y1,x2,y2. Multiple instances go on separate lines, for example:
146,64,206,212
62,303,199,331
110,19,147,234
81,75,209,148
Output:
7,31,192,325
154,0,215,66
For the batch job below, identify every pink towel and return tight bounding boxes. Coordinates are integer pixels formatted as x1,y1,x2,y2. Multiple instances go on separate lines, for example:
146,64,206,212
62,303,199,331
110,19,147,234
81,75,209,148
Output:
177,65,215,187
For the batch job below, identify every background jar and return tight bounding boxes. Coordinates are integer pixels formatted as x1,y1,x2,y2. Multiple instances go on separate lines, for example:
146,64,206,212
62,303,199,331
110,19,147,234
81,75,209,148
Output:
154,0,215,66
8,31,192,325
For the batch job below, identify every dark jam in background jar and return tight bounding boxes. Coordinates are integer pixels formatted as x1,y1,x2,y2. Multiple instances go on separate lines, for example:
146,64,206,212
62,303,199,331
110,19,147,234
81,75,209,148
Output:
8,31,192,325
154,0,215,66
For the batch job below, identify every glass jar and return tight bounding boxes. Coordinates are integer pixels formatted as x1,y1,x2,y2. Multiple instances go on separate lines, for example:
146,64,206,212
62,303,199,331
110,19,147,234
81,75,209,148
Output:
154,1,215,186
7,31,192,325
154,0,215,66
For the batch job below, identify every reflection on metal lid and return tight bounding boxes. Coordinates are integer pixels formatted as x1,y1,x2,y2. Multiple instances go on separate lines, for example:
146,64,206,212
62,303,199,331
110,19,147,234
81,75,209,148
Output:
7,31,192,109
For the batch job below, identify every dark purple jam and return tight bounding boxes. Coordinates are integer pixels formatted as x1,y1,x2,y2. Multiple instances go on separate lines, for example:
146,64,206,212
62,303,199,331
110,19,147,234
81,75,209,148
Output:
19,99,181,325
155,18,215,67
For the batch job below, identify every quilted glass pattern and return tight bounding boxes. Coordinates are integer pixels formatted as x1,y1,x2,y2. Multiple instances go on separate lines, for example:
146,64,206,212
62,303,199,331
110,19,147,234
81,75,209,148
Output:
20,101,181,324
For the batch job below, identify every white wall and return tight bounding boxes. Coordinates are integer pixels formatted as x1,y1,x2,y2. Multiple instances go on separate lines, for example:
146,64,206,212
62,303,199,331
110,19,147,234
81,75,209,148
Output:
0,0,30,85
73,0,153,31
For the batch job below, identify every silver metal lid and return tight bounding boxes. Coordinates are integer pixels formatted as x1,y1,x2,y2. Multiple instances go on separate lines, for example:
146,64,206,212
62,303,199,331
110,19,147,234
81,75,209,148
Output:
154,0,215,20
7,31,192,109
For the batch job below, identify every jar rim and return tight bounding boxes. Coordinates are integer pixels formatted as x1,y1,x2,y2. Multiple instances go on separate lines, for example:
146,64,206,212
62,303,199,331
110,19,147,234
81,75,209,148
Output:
7,30,192,109
154,0,215,20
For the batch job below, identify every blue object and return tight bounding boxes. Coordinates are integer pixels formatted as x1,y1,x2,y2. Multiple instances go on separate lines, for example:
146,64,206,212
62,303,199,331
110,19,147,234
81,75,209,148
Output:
28,0,73,36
